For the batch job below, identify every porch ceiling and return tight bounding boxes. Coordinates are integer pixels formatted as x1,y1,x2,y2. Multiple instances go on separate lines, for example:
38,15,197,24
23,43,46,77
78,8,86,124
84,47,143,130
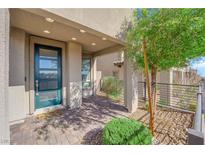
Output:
10,8,124,53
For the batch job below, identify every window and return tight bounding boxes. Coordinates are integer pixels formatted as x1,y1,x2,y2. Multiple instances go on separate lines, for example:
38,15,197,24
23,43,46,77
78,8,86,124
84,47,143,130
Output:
82,58,91,88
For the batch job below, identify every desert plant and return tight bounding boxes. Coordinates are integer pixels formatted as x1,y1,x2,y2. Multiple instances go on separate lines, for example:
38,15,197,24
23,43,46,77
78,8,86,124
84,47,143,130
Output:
188,103,196,112
179,100,188,109
145,101,149,111
158,100,169,106
102,118,152,145
101,76,123,97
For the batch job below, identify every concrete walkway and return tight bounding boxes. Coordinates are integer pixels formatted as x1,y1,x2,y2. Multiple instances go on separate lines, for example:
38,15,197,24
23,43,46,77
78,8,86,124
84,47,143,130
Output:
10,96,129,145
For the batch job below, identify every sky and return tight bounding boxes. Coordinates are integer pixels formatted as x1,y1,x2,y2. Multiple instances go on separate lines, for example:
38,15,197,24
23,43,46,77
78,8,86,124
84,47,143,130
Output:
190,57,205,77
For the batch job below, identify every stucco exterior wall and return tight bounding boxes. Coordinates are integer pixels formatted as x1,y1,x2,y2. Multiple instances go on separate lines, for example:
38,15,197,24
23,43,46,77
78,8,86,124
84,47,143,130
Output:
97,51,123,79
0,8,10,144
160,70,172,83
124,54,138,113
92,56,102,95
24,34,30,114
45,9,133,38
159,70,173,105
66,42,82,108
9,27,26,122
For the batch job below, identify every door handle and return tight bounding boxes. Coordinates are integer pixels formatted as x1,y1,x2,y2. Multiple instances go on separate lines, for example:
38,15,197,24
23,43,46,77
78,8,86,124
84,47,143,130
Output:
35,80,39,96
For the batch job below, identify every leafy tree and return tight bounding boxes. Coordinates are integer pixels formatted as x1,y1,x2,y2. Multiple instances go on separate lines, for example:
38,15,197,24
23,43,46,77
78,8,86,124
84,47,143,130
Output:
126,8,205,134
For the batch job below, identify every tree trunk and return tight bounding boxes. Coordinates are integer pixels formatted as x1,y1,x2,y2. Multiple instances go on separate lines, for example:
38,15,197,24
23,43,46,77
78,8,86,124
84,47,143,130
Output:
151,66,157,114
142,39,154,135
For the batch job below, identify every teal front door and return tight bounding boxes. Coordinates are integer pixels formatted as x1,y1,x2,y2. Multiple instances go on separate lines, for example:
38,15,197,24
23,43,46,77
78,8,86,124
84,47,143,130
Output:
34,44,62,109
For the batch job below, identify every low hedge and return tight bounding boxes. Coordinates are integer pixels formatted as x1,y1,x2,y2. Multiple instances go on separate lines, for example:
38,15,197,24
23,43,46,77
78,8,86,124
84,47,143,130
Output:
102,118,152,145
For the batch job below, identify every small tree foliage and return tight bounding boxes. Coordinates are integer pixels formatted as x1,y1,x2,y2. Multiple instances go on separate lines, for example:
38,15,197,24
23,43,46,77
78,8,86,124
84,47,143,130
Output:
127,9,205,71
126,9,205,134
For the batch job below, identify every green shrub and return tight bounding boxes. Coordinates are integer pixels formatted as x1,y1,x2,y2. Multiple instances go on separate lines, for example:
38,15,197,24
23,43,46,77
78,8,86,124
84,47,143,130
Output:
101,76,123,97
102,118,152,145
145,101,149,111
158,100,169,106
179,100,187,109
188,103,196,112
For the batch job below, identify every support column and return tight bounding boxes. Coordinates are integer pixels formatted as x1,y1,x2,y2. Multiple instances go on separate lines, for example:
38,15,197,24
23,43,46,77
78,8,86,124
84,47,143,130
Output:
124,53,138,113
66,42,82,108
0,9,10,144
159,70,173,106
92,56,102,95
93,56,97,95
181,71,184,84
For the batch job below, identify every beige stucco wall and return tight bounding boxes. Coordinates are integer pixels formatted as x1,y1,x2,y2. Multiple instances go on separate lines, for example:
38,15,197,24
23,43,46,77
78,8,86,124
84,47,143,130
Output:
45,9,133,38
92,56,102,94
0,8,10,144
159,70,173,105
97,52,123,79
160,70,173,83
66,42,82,108
124,54,138,113
24,34,30,114
9,27,26,122
118,66,124,81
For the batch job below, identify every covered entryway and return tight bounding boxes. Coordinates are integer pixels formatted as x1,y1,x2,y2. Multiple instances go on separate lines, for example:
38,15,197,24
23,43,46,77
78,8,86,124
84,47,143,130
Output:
8,8,137,124
0,8,138,144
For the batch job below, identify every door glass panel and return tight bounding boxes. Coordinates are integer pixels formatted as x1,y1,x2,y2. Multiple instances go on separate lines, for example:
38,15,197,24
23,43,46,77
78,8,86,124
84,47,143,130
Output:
40,70,58,79
39,80,58,90
39,91,58,102
35,44,62,109
39,49,58,59
82,58,91,88
40,59,58,69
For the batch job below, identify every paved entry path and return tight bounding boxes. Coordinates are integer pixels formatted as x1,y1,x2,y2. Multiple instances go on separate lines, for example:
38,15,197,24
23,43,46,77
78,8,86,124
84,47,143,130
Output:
130,107,194,145
10,96,129,145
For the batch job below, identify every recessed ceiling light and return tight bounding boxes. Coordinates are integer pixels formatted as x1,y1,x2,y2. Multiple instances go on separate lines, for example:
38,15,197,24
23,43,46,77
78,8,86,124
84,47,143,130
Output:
80,29,86,33
102,37,107,40
91,42,96,46
72,37,77,41
45,17,54,23
43,30,50,34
